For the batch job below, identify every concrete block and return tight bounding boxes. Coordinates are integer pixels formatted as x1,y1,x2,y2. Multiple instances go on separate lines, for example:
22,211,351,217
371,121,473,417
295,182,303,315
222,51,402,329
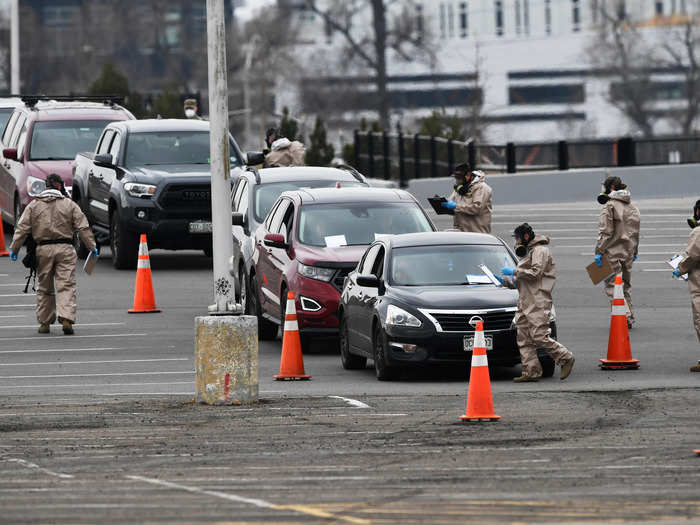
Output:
194,315,258,405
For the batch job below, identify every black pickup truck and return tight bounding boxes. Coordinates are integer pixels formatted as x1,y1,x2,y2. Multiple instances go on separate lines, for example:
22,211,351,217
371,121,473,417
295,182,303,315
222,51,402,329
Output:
72,119,261,269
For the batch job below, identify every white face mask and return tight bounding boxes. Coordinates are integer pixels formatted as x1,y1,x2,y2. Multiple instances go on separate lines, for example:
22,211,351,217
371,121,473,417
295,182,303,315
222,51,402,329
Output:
185,108,196,118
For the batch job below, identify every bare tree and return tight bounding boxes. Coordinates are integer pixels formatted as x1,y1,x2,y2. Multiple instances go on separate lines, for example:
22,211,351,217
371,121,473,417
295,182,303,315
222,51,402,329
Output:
587,3,658,137
655,5,700,135
305,0,435,130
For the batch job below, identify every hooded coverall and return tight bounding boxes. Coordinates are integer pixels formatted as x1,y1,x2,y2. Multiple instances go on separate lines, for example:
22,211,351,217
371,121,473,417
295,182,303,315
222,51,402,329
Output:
509,235,573,377
10,190,96,325
677,226,700,347
448,174,493,233
264,137,306,167
595,189,640,321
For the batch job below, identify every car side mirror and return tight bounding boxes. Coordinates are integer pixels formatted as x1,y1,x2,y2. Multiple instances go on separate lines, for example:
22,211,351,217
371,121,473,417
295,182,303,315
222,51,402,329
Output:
3,148,17,161
246,151,265,166
356,274,380,288
263,233,288,249
94,153,114,168
232,212,246,226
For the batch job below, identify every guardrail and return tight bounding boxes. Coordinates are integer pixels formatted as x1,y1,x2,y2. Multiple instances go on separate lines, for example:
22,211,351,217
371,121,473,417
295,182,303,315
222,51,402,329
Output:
353,131,700,187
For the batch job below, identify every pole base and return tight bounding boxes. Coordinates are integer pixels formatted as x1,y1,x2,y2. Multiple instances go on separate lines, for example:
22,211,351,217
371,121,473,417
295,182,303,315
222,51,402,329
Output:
274,375,311,381
460,415,501,422
599,359,640,370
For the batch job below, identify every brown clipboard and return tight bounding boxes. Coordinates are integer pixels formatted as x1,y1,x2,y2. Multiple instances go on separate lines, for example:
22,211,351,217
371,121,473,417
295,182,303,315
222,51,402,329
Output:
585,254,614,285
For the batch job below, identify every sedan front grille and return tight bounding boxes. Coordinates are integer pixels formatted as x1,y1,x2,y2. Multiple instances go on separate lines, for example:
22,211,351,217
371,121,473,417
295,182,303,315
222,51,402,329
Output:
420,309,516,333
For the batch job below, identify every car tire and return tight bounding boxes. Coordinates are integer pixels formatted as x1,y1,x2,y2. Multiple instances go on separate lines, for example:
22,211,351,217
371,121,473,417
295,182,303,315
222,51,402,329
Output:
373,324,399,381
251,273,277,340
110,208,138,270
340,314,366,370
539,355,555,378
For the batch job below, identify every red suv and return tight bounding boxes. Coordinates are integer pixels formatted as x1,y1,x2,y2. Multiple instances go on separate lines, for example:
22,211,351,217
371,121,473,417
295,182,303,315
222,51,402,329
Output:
250,187,436,342
0,96,133,226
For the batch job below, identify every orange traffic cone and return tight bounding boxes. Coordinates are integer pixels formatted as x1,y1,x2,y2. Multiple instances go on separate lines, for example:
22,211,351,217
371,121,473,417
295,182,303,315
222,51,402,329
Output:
274,291,310,380
694,450,700,456
461,320,500,422
127,234,161,314
0,219,9,256
600,274,638,370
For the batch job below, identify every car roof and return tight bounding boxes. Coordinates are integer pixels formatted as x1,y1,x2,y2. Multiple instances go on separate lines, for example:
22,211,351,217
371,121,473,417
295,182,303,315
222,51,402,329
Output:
16,100,132,121
0,97,23,109
386,231,504,247
110,119,210,133
285,187,416,204
251,166,365,184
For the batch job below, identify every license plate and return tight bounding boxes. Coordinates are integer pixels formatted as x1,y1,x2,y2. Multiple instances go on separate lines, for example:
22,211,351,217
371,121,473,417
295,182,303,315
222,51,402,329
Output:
464,334,493,352
188,221,213,234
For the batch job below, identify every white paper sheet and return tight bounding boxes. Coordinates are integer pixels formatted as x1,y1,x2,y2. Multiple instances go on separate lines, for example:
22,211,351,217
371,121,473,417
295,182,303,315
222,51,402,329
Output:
478,264,503,286
668,254,689,281
466,274,493,284
325,235,347,248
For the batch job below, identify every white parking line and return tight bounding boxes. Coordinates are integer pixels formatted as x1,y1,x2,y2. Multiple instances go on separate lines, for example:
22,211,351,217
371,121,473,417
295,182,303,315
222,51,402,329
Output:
0,346,141,354
2,333,148,341
0,322,125,329
0,283,31,287
4,458,74,480
0,293,35,297
328,395,371,409
643,269,674,272
0,358,188,367
0,381,193,389
0,371,193,379
0,304,35,308
0,314,30,318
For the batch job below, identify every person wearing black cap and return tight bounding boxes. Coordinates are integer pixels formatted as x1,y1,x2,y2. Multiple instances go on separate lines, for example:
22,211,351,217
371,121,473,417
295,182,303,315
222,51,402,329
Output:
673,199,700,372
441,163,493,233
593,175,641,328
8,174,96,335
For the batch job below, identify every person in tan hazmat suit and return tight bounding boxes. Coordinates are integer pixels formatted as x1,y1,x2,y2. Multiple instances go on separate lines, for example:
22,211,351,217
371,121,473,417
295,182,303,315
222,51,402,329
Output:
593,176,641,328
263,127,306,167
441,163,493,233
500,223,575,382
9,174,96,335
673,199,700,372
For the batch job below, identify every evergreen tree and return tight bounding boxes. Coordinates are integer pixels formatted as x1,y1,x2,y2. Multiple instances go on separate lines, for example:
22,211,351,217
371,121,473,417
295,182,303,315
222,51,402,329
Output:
306,116,335,166
279,106,301,142
88,63,146,118
153,88,183,119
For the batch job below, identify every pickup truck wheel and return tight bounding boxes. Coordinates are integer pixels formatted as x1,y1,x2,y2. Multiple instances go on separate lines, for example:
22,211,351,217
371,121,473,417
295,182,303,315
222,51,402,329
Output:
73,232,90,260
110,209,138,270
251,273,277,340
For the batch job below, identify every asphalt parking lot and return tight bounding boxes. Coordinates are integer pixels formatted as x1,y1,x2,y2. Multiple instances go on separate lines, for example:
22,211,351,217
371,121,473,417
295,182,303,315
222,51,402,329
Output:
1,195,699,523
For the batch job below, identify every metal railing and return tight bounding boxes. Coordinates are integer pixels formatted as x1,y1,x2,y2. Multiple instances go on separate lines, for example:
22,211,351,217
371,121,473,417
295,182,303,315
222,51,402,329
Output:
353,131,700,186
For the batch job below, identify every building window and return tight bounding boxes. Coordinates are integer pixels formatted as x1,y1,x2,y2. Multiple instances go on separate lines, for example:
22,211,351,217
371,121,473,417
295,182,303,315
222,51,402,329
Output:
460,2,468,38
656,1,664,15
495,0,504,36
524,0,530,35
572,0,580,31
448,2,455,38
440,3,446,39
544,0,552,35
509,84,585,105
515,0,522,35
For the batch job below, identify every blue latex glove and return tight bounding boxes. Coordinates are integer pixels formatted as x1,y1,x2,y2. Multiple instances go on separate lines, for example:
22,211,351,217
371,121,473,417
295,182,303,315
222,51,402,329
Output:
501,267,515,276
441,200,457,210
594,254,603,267
91,248,99,257
673,269,681,277
495,275,504,284
9,251,17,261
633,254,638,261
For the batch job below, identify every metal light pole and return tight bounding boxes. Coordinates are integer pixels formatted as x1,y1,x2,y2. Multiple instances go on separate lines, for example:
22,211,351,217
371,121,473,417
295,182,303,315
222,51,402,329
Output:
11,0,19,94
206,0,236,314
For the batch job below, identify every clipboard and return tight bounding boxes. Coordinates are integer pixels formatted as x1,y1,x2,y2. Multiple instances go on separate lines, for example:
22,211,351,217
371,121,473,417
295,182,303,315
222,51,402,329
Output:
585,254,614,285
668,254,689,281
427,195,454,215
83,250,99,275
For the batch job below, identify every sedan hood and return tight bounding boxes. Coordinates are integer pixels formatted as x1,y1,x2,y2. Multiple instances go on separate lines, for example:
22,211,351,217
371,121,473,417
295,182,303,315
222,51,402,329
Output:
389,285,518,310
296,244,368,267
27,161,75,185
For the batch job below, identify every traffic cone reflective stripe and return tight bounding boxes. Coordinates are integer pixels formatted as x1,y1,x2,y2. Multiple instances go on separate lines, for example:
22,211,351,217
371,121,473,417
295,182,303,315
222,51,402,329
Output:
461,320,500,422
0,219,9,256
600,274,638,370
274,291,310,380
128,234,161,314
